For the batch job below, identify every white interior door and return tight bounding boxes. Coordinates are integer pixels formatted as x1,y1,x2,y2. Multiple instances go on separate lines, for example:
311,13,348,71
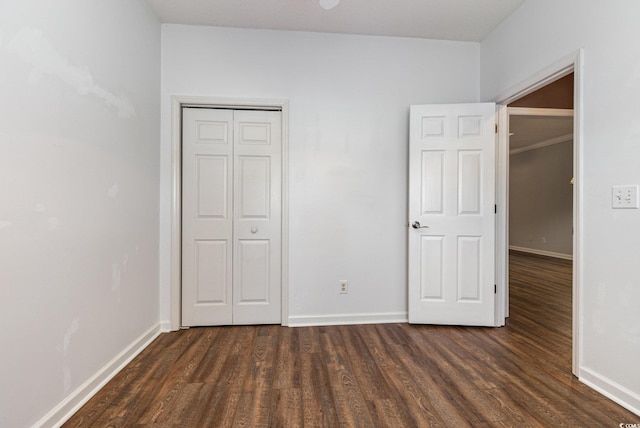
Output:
408,103,496,326
182,108,282,326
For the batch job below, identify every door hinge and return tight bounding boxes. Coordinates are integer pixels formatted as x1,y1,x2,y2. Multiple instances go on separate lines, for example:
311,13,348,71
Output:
494,204,497,214
494,284,497,294
495,123,498,134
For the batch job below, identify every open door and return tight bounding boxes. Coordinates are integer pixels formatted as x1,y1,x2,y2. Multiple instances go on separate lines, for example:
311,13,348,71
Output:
408,103,496,326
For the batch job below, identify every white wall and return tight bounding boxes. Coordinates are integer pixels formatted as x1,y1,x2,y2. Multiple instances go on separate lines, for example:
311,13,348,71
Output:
509,141,573,257
160,25,480,325
482,0,640,413
0,1,160,427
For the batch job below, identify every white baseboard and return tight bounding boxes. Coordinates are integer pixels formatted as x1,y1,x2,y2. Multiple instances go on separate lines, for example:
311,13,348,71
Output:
34,323,162,428
288,312,408,327
160,320,174,332
509,245,573,261
580,367,640,417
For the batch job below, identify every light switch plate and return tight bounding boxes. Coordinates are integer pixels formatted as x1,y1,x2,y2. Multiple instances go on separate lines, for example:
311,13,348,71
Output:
612,185,639,209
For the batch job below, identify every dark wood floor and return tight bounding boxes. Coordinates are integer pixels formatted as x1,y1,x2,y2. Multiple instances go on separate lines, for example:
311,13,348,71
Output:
64,252,638,427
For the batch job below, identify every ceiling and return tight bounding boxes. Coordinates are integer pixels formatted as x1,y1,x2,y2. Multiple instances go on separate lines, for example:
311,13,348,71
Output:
146,0,525,42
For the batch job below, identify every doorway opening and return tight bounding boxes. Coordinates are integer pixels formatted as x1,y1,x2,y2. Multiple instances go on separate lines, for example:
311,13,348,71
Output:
495,51,582,375
495,50,584,377
507,74,575,373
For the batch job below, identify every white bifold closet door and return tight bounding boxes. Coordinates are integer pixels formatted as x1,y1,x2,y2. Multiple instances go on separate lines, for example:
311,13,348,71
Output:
182,107,282,326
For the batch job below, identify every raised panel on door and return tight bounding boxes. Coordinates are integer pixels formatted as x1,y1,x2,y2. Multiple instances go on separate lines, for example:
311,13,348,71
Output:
421,151,444,215
238,156,271,219
195,239,229,303
420,236,444,300
409,103,495,326
196,155,228,218
458,151,482,215
237,239,270,302
182,108,234,326
196,120,229,143
457,236,481,301
238,120,272,145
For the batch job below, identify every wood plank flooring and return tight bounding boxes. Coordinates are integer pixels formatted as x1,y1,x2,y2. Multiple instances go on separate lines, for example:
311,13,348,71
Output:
64,252,638,427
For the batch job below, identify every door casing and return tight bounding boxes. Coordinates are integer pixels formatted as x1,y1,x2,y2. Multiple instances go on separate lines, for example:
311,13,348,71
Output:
168,96,290,331
493,50,583,376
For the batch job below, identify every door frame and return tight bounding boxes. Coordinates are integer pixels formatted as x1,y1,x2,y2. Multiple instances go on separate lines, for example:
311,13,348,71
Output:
494,50,583,375
168,96,290,330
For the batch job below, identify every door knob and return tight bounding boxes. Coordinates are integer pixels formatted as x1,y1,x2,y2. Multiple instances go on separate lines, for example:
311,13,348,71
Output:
411,221,429,229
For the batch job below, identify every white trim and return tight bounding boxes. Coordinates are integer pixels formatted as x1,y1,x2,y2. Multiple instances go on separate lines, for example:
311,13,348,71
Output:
509,133,573,155
288,312,408,327
34,324,161,428
495,104,509,325
493,49,584,377
509,245,573,261
169,95,290,329
160,321,173,332
280,102,290,327
580,368,640,417
177,96,286,110
508,107,573,117
495,52,577,105
572,50,585,378
170,97,182,332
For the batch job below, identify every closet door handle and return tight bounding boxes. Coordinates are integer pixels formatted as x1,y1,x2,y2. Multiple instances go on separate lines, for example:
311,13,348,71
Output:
411,221,429,229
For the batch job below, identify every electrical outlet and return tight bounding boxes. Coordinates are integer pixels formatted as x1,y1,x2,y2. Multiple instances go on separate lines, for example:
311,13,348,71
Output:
339,280,348,294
